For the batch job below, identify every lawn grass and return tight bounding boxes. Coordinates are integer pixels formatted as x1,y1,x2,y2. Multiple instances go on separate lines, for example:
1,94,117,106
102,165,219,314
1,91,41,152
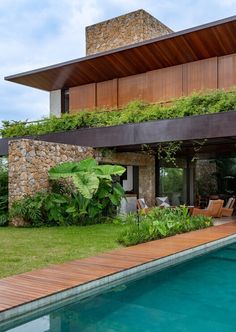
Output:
0,224,123,279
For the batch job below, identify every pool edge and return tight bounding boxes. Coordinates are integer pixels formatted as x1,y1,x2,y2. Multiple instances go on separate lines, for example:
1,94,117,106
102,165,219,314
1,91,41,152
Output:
1,233,236,329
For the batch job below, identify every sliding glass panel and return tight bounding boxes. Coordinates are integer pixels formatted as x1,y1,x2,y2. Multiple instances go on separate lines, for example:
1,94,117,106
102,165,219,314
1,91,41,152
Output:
159,167,187,205
195,156,236,206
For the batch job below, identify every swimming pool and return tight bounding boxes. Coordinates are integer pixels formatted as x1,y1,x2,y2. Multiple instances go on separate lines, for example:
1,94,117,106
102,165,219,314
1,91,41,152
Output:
4,241,236,332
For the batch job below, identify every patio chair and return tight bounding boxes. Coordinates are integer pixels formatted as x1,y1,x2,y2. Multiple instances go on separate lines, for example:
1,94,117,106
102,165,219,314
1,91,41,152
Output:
221,197,235,217
137,198,150,214
192,199,224,218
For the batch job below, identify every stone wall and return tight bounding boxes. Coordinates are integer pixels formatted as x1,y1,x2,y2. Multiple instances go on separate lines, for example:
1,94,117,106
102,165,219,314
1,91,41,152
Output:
97,150,155,206
86,9,173,55
8,139,94,205
139,164,155,206
8,140,156,216
195,159,218,195
96,151,154,166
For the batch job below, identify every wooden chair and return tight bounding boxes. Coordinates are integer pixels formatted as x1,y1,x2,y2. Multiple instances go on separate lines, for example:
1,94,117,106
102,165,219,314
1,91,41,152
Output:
221,197,235,217
192,199,224,218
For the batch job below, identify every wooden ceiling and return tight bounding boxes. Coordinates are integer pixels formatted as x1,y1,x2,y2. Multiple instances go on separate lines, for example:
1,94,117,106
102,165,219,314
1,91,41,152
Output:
5,16,236,91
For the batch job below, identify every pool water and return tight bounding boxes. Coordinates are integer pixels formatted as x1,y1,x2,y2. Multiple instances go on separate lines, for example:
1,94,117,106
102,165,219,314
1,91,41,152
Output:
6,242,236,332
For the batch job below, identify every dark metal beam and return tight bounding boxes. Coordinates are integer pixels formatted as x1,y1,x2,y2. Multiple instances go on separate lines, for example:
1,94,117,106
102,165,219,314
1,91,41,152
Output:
1,110,236,156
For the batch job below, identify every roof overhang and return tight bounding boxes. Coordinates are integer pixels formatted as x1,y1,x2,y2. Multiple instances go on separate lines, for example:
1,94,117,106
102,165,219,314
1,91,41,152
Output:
5,16,236,91
1,111,236,156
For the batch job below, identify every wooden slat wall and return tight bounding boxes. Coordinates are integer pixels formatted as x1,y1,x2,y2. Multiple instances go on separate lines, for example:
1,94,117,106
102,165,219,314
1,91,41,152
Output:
146,65,183,102
118,73,147,106
218,54,236,90
69,53,236,113
97,79,118,108
183,58,218,95
69,83,96,112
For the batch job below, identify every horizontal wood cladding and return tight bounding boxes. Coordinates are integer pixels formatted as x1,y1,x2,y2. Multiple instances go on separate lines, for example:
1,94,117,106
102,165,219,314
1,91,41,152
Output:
97,79,118,108
69,83,96,112
69,53,236,113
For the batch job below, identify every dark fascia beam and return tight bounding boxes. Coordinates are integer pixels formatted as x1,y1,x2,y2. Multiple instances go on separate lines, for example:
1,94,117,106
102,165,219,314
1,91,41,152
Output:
1,110,236,156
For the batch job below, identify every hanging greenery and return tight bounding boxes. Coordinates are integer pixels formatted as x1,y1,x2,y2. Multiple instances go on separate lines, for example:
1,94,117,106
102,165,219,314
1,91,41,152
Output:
191,139,208,162
1,89,236,138
156,141,183,166
141,141,182,166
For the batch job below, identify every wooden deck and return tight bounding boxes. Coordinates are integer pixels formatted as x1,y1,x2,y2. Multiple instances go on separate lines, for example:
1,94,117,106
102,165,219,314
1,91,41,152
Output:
1,222,236,314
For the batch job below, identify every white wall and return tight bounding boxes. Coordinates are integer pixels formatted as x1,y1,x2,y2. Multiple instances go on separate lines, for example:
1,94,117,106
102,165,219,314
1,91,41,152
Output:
50,90,61,117
122,166,133,191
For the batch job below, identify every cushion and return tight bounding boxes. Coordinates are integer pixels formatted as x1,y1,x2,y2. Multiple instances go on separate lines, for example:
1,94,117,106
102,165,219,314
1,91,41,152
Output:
138,198,148,209
156,196,170,208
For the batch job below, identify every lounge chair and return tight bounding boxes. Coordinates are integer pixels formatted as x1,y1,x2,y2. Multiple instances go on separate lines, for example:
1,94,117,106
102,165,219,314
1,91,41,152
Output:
221,197,235,217
192,199,224,218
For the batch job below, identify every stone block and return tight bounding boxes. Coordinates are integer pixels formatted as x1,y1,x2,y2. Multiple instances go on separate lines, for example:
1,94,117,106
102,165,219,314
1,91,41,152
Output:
86,9,173,55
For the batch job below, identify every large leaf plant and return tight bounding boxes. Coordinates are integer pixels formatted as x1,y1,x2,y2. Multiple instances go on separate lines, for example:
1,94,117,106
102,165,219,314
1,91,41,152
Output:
48,158,126,223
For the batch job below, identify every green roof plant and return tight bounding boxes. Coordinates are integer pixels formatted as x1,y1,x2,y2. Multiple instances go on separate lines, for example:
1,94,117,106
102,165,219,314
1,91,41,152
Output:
1,88,236,138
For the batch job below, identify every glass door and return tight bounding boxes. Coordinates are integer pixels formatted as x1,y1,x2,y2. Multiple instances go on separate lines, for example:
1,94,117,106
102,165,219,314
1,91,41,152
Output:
159,165,187,206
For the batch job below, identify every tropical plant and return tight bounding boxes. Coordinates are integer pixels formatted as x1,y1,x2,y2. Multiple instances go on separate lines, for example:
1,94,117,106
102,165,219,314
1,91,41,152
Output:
48,158,125,198
10,192,78,227
117,206,213,246
48,158,126,224
10,159,126,226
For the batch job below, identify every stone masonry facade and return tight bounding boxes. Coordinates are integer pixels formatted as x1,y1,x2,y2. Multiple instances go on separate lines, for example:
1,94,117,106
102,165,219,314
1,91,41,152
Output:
86,9,173,55
8,139,95,205
97,151,155,206
8,140,155,224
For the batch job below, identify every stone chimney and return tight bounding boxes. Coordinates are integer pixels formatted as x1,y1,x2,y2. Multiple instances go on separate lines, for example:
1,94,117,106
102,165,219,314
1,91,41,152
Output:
86,9,173,55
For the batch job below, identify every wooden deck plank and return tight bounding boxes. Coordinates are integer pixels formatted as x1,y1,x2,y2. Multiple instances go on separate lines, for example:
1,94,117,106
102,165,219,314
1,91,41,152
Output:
0,222,236,313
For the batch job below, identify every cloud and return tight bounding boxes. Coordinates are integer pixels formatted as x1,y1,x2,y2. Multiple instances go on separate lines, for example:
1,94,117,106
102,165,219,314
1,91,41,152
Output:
0,0,104,124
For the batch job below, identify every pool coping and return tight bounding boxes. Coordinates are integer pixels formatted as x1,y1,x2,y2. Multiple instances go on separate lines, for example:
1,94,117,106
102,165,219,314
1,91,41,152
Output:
1,226,236,329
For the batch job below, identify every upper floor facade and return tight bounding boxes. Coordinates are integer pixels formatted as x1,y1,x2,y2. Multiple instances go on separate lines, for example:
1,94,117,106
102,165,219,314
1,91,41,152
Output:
5,10,236,118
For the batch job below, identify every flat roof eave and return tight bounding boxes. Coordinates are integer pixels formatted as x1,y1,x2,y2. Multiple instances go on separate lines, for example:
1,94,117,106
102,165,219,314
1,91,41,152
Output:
4,15,236,91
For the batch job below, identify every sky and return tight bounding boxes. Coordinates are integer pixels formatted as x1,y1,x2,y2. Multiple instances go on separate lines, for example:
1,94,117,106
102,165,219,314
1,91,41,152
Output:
0,0,236,125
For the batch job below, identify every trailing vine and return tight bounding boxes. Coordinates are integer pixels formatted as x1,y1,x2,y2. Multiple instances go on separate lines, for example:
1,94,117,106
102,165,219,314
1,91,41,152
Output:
156,141,182,166
141,141,183,166
191,139,208,162
1,89,236,138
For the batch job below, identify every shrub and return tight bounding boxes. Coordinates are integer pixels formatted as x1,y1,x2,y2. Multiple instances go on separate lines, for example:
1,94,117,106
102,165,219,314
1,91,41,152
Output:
10,158,126,227
48,159,126,224
10,192,73,227
1,89,236,138
117,206,213,246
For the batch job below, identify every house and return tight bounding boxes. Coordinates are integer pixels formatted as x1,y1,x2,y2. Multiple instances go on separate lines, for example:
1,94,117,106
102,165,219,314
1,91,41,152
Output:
1,9,236,209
